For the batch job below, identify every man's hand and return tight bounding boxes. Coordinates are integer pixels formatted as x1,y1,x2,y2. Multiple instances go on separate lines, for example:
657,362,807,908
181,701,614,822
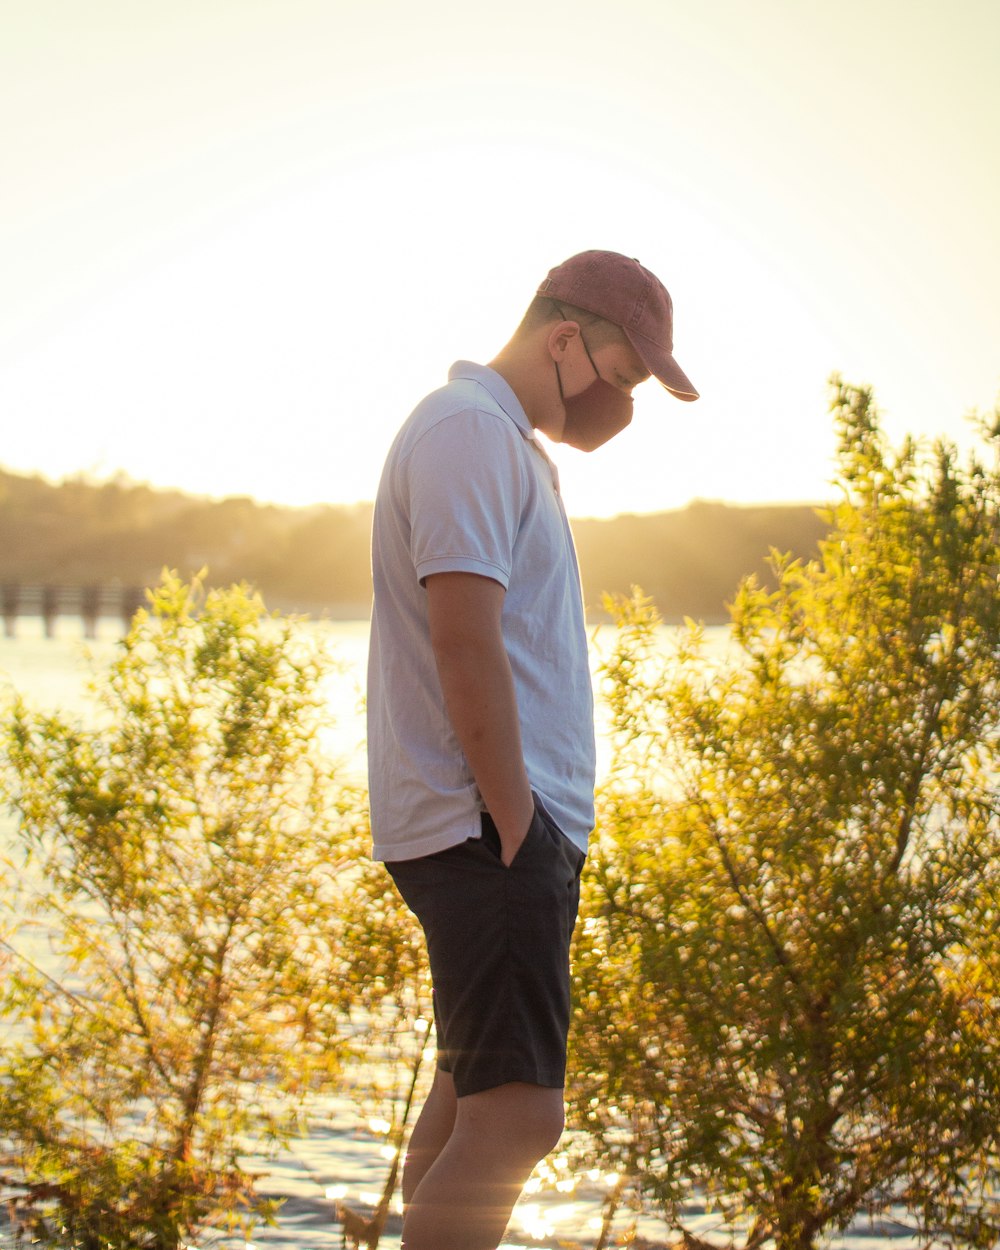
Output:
425,571,534,864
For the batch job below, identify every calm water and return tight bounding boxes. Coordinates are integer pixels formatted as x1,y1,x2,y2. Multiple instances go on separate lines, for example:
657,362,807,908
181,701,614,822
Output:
0,618,927,1250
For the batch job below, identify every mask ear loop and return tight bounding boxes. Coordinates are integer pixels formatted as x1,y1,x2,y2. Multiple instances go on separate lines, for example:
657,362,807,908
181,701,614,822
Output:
578,332,602,377
551,302,568,401
551,302,600,398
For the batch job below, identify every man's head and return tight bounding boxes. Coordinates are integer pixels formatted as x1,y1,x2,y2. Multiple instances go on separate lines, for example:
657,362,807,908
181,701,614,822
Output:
492,250,698,451
536,250,698,403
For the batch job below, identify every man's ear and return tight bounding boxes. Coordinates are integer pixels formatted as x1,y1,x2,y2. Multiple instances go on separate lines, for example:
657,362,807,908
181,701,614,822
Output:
546,319,580,362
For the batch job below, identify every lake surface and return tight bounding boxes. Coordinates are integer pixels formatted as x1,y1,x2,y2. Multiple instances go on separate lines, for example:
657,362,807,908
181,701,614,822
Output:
0,618,931,1250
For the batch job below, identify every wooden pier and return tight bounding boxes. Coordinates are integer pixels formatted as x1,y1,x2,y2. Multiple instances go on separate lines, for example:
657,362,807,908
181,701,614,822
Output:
1,584,147,639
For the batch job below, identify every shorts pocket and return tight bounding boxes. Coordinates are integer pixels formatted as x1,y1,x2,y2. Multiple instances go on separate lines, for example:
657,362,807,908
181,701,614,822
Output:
479,813,503,860
531,794,587,875
513,803,547,866
480,804,542,869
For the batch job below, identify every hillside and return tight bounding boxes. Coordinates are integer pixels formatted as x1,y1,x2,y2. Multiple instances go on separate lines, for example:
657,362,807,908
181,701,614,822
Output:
573,500,829,620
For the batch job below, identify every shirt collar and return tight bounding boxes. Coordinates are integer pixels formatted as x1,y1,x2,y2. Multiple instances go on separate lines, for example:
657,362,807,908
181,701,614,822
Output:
448,361,535,441
447,360,561,493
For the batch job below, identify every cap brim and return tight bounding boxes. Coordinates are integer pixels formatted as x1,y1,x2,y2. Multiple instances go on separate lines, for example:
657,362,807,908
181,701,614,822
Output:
624,327,699,402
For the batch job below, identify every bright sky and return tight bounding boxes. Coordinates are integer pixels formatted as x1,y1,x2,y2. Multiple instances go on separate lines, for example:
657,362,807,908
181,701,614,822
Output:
2,0,998,518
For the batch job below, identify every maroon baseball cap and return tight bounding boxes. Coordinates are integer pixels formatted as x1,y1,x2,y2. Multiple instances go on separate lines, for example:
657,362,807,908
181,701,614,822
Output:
537,250,699,401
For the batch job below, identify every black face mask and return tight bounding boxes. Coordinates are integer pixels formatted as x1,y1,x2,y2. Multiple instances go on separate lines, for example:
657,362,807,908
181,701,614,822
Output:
552,318,634,452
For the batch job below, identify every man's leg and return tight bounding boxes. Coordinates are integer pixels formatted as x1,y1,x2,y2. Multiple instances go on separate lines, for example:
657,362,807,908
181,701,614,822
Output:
401,1080,565,1250
402,1066,457,1208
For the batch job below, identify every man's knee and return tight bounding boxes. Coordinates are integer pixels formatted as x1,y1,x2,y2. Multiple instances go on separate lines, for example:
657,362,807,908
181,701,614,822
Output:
456,1082,565,1167
524,1098,565,1162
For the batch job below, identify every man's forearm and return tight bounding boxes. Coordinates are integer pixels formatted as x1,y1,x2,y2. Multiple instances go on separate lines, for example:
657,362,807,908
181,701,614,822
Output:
433,631,534,862
426,572,534,864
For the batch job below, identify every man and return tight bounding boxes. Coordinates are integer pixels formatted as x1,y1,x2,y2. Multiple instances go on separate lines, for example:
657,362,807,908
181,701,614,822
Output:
367,249,698,1250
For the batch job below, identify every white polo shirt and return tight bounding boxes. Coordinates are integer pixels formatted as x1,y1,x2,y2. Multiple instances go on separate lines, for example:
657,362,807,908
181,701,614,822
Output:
367,361,596,861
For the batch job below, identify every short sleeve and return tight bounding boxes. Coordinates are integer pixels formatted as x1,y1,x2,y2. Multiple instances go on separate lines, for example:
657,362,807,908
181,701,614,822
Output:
403,408,528,588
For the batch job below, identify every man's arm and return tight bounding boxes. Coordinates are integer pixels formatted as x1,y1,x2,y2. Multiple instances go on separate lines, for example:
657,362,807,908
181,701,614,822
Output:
425,570,534,867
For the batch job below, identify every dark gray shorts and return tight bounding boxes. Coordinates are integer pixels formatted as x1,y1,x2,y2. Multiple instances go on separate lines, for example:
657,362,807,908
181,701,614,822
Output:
385,794,586,1098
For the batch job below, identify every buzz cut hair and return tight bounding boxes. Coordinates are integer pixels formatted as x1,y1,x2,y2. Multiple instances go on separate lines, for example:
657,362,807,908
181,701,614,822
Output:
514,296,628,351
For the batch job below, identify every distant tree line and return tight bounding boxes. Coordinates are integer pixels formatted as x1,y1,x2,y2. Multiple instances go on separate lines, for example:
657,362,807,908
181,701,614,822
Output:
573,501,829,621
0,467,828,622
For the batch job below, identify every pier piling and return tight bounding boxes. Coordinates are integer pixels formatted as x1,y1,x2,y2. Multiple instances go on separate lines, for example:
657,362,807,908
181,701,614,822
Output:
0,584,147,638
